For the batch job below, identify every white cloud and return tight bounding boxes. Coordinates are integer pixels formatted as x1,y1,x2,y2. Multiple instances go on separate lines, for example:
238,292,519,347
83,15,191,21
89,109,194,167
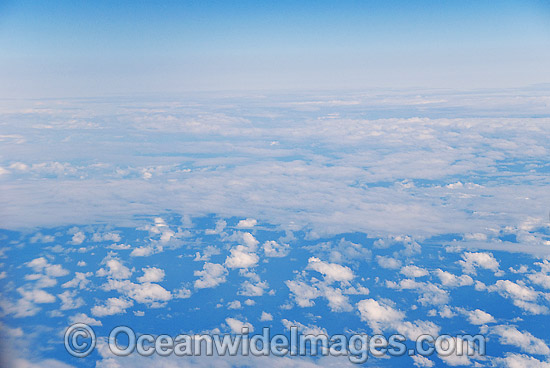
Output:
70,231,86,245
260,312,273,322
58,290,85,310
281,319,326,336
96,258,132,279
194,263,227,289
69,313,102,326
91,297,133,317
459,308,496,325
137,267,165,283
488,280,548,315
225,246,259,269
376,255,402,270
400,265,429,278
285,280,321,307
434,269,473,287
458,252,500,275
238,280,269,297
357,298,405,333
62,272,93,289
227,300,242,310
236,218,257,228
306,257,354,283
263,240,290,257
411,355,435,367
225,317,253,334
491,325,550,355
493,353,550,368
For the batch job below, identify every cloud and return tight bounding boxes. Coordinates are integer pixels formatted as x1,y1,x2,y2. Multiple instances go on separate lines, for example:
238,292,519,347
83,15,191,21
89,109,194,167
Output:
137,267,165,283
96,258,132,280
194,263,228,289
260,312,273,322
357,299,405,333
225,317,253,334
58,290,85,310
487,280,549,315
491,325,550,355
306,257,354,283
376,256,402,270
458,252,500,275
68,313,102,326
434,269,473,287
263,241,290,258
400,265,429,278
91,297,133,317
225,247,259,269
236,218,257,228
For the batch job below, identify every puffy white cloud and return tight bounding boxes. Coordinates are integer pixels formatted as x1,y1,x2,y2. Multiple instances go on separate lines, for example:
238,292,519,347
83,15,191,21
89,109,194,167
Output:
236,218,257,229
62,272,93,289
376,255,402,270
58,290,85,310
263,240,290,257
306,257,354,283
70,231,86,245
491,325,550,355
194,263,228,289
492,353,550,368
137,267,165,283
225,246,259,269
225,317,253,334
285,280,322,308
227,300,242,310
281,319,326,336
400,265,429,278
411,355,435,367
102,279,172,307
69,313,102,326
260,312,273,322
238,280,269,297
488,280,548,315
26,257,69,277
357,299,405,333
458,308,496,325
96,258,132,279
91,297,133,317
434,269,473,287
458,252,500,275
386,279,449,306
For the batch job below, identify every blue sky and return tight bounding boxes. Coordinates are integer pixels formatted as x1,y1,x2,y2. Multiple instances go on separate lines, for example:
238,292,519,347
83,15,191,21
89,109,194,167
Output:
1,2,550,368
1,0,549,97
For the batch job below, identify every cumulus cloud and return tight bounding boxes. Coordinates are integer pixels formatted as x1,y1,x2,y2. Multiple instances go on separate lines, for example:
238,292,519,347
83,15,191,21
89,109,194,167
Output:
225,317,253,334
194,263,228,289
400,265,429,278
236,218,257,228
96,258,132,279
225,247,259,269
376,256,402,270
137,267,165,283
491,325,550,355
263,241,290,257
434,269,473,287
458,252,500,275
91,297,133,317
69,313,102,326
306,257,354,283
487,280,549,315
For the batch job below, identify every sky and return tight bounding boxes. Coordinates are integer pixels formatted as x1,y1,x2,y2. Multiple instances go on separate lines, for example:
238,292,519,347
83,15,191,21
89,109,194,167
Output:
1,0,550,97
1,2,550,368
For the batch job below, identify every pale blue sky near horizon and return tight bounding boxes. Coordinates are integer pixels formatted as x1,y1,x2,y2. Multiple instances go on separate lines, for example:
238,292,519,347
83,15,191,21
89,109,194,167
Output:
0,0,549,98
